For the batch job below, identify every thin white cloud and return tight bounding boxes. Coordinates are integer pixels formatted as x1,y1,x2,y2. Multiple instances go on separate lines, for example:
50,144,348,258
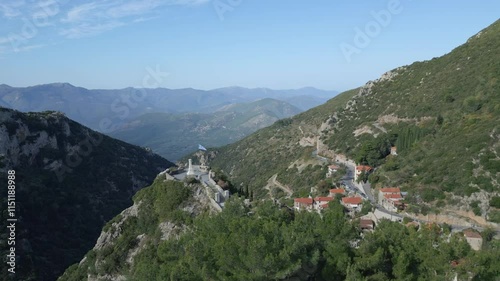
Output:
59,21,125,38
106,0,163,18
58,0,210,39
16,43,46,52
0,1,26,19
62,2,101,23
2,0,211,43
132,15,160,23
106,0,210,19
62,0,210,23
0,42,47,54
169,0,211,6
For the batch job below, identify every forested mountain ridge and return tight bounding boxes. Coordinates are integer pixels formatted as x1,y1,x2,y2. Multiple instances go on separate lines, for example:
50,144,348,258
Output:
109,98,302,161
208,20,500,222
0,107,173,281
0,84,336,131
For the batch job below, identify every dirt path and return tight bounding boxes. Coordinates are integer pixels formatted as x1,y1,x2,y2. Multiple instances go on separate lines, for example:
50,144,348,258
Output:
268,174,293,197
406,209,499,231
372,122,387,133
298,126,305,136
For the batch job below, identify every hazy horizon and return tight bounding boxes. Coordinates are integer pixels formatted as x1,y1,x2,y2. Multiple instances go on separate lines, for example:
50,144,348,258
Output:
0,82,339,92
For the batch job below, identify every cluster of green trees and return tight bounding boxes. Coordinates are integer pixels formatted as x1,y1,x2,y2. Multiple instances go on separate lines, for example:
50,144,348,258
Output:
62,185,500,280
137,199,500,281
355,133,396,167
395,126,431,154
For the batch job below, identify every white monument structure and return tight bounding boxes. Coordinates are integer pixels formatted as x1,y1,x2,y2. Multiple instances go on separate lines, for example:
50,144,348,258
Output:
186,159,195,176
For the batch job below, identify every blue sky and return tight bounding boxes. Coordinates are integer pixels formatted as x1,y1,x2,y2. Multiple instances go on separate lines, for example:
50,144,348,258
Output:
0,0,499,91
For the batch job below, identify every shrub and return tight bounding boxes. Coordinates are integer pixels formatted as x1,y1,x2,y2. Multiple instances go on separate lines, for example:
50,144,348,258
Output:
421,189,445,202
490,197,500,208
488,210,500,223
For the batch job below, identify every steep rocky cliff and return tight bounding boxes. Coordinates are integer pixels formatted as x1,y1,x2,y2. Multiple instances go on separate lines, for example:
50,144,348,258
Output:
0,107,174,281
58,176,216,281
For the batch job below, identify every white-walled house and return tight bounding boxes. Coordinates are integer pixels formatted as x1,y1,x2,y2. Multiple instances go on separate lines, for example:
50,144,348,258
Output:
294,198,314,211
463,229,483,251
378,187,404,212
326,164,341,177
354,165,372,182
342,196,363,211
328,188,345,197
314,197,334,209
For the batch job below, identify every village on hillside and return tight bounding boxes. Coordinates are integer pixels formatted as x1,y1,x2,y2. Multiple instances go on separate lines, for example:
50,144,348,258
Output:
165,146,487,252
293,147,485,251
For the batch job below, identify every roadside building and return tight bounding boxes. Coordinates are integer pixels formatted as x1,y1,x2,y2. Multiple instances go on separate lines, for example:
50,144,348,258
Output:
379,187,406,211
342,196,363,212
318,203,329,211
314,197,334,209
382,193,404,212
328,188,345,197
360,219,374,231
294,198,314,211
326,164,340,177
354,165,372,182
463,229,483,251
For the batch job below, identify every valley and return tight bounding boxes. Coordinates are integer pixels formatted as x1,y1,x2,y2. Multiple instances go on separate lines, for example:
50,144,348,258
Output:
1,2,499,280
0,85,336,160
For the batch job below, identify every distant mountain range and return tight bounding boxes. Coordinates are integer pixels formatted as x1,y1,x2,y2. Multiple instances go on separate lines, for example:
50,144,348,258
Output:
0,84,337,160
0,84,338,130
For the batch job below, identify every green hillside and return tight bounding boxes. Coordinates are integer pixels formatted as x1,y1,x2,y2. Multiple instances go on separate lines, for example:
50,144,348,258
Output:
208,89,358,198
208,20,500,219
60,177,500,280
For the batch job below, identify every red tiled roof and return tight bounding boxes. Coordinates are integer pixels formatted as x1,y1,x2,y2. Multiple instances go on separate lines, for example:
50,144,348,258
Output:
463,230,482,239
384,193,403,200
342,197,362,205
380,187,401,193
356,165,372,171
321,203,329,209
360,219,374,228
328,165,340,170
329,188,345,194
294,198,313,204
450,259,465,268
315,197,334,202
